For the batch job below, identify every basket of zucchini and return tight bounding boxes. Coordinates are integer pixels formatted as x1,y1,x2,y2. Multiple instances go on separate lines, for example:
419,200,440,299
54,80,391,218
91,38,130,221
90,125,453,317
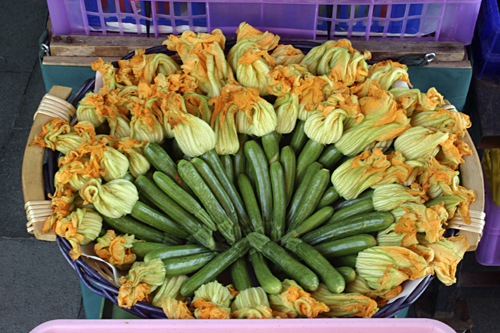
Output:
28,22,483,320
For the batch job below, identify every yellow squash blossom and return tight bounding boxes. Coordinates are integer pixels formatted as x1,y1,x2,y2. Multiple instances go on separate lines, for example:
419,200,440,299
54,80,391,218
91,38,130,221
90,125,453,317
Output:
271,44,305,66
367,60,412,90
230,287,273,319
117,258,166,309
94,229,137,269
345,276,403,307
419,235,469,286
269,280,330,318
356,246,433,290
331,148,413,200
312,284,378,318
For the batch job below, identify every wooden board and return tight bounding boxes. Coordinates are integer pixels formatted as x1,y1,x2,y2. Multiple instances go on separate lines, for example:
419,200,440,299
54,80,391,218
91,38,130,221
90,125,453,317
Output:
49,35,466,62
43,54,471,69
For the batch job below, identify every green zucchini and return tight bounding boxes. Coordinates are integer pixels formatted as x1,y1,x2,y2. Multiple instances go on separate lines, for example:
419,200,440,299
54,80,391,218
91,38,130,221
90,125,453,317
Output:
286,162,323,227
244,141,273,233
248,250,282,295
153,171,217,232
163,252,216,277
270,161,286,242
336,266,356,284
317,187,340,210
131,201,189,241
177,159,235,245
200,149,252,234
327,197,374,225
261,132,281,164
295,139,325,185
280,145,296,207
302,211,394,246
288,168,330,231
131,242,170,259
330,254,358,268
314,234,377,259
134,175,215,250
289,120,308,155
233,134,248,181
332,189,375,211
317,144,344,170
180,238,250,296
143,142,191,194
238,174,265,235
190,158,238,226
281,206,333,245
102,215,176,245
285,238,345,294
220,154,235,185
230,257,253,291
247,232,319,292
144,244,212,263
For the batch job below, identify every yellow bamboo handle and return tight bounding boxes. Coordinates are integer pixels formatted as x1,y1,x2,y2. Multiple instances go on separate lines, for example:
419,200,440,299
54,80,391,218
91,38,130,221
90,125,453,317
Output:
22,86,73,241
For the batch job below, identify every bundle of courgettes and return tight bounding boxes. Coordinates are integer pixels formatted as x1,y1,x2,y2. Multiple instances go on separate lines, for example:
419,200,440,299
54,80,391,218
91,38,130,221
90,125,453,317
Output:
33,22,476,319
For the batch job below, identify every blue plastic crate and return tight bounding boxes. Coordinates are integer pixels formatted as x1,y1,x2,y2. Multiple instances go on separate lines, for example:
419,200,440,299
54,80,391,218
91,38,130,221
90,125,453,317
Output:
473,0,500,82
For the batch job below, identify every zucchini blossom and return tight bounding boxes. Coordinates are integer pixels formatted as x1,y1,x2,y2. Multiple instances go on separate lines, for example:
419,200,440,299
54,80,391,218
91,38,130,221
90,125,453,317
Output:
419,235,469,286
266,65,309,133
389,86,444,117
394,126,450,161
130,103,165,144
153,72,198,95
152,275,189,308
154,276,193,319
391,202,448,245
31,118,83,155
163,92,216,157
111,114,131,139
76,91,106,127
184,91,212,124
118,258,166,309
335,80,411,156
42,184,77,235
271,44,305,66
345,276,403,307
94,229,136,269
435,134,473,170
367,60,411,91
210,100,240,155
91,58,118,90
311,284,378,318
227,23,279,96
331,148,413,200
99,146,129,182
191,281,234,319
164,30,232,98
410,106,471,137
230,287,273,319
269,279,330,318
377,223,405,247
418,157,476,223
301,39,371,84
373,183,428,211
79,178,139,218
356,246,433,290
54,208,102,261
115,49,180,86
304,92,362,144
113,138,150,178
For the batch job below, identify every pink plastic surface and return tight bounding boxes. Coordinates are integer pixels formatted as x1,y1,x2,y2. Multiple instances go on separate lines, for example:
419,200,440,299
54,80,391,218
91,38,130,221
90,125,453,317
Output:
31,318,456,333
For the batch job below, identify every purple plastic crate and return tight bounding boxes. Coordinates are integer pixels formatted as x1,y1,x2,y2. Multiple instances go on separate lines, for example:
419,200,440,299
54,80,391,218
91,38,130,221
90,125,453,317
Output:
475,172,500,266
473,0,500,82
47,0,480,44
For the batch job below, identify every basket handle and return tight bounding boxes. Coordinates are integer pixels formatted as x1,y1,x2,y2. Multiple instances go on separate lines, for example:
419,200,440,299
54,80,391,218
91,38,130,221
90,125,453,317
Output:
22,85,74,241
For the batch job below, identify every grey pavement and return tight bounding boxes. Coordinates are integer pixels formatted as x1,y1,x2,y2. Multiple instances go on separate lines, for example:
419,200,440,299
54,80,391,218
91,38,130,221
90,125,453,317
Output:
2,1,500,332
1,1,84,332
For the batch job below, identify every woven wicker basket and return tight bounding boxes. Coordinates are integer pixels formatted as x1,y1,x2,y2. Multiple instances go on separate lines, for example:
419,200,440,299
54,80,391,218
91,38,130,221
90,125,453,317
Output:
22,43,485,319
